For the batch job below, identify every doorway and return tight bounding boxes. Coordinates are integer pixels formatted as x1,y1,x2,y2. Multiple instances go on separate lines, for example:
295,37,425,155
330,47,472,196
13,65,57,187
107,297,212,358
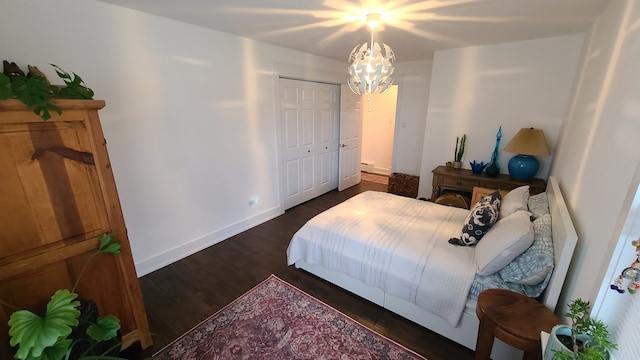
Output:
360,85,398,177
279,78,398,209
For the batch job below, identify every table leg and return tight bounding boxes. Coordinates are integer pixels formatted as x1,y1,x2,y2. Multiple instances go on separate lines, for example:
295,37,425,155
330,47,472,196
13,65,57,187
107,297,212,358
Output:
523,344,542,360
475,318,495,360
431,185,440,201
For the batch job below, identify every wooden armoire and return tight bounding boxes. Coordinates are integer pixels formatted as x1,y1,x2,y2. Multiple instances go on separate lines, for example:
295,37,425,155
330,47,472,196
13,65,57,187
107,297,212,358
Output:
0,99,151,357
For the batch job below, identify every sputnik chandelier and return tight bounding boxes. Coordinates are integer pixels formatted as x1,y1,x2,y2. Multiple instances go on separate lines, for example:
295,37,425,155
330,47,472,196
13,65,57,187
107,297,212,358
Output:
347,13,395,110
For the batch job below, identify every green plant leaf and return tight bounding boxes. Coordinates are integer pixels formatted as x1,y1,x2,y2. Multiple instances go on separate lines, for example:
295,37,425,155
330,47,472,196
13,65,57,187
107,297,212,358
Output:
8,289,81,359
98,233,121,255
50,64,94,100
86,315,121,342
33,103,62,121
0,73,11,99
2,63,93,120
10,75,61,121
36,338,73,360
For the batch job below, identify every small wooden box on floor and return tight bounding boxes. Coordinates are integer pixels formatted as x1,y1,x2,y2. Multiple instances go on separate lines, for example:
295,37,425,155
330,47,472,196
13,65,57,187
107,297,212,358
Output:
0,100,151,357
387,172,419,198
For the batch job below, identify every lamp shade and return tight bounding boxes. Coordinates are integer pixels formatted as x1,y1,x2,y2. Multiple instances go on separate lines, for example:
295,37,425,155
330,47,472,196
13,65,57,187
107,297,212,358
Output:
504,128,550,180
504,128,550,156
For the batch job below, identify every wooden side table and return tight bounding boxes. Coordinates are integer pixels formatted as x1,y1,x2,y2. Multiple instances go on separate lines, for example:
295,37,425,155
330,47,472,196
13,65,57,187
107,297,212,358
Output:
475,289,561,360
431,166,546,203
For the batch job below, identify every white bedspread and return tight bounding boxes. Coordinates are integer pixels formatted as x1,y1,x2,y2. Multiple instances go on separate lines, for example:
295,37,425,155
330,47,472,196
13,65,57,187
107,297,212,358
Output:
286,191,477,326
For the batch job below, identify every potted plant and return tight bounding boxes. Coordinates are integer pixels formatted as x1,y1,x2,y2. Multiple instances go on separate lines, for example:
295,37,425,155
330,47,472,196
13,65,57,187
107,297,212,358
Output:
544,298,617,359
3,234,130,360
453,134,466,169
0,61,94,121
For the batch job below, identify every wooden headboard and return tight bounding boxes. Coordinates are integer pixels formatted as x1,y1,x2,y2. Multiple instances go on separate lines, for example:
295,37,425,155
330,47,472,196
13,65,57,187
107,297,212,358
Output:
539,176,578,311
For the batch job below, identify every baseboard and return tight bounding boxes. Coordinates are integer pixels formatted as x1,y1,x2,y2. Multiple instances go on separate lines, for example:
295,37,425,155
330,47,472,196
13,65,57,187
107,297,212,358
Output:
372,166,391,176
134,206,283,277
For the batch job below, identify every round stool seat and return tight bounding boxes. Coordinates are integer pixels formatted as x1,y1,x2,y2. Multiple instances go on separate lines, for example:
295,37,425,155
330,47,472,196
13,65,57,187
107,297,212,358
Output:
475,289,561,360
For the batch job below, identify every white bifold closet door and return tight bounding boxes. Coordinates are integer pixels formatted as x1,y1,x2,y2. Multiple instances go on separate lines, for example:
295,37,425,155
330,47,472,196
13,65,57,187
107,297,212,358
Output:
281,78,340,209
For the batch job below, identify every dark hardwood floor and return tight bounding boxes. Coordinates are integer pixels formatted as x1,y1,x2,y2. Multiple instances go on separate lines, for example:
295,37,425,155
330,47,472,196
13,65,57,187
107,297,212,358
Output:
133,181,475,359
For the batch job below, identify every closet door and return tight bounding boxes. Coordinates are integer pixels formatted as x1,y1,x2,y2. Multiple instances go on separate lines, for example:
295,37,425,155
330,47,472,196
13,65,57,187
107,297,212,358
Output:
338,84,362,191
280,79,339,209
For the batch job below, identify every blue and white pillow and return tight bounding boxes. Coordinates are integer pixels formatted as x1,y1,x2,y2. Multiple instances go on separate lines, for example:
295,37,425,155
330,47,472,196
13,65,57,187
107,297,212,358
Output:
528,192,549,220
449,190,501,246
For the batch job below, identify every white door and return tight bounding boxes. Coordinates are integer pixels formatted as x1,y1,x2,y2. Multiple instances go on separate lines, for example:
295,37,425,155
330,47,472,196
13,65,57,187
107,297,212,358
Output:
338,84,363,191
281,79,340,209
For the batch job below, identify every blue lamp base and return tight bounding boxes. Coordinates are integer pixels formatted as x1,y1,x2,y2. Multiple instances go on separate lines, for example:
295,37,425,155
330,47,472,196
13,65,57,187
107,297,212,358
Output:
508,154,539,180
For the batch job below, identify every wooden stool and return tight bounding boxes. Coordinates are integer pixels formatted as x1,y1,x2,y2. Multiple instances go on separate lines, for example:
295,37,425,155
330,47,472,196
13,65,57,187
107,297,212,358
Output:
475,289,561,360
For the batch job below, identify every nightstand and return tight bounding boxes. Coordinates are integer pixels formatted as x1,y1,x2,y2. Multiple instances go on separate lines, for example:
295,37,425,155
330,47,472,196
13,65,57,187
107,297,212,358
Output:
430,166,546,204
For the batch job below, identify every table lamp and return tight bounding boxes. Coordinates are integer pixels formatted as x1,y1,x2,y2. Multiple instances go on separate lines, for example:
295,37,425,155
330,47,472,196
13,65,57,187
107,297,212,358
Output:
504,128,550,180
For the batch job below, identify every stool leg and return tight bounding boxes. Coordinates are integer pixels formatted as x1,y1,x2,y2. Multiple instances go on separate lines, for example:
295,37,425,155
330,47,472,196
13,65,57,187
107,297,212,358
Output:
523,344,542,360
475,318,495,360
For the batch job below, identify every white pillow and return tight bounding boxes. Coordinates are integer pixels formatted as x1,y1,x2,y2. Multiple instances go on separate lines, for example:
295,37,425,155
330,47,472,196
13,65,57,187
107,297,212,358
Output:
499,185,530,219
475,210,534,276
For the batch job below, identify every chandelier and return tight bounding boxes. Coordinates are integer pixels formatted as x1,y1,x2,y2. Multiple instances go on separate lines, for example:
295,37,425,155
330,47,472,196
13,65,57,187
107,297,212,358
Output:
347,13,395,109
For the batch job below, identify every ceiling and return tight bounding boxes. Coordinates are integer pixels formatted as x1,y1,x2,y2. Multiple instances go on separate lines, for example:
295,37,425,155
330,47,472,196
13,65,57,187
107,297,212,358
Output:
97,0,610,62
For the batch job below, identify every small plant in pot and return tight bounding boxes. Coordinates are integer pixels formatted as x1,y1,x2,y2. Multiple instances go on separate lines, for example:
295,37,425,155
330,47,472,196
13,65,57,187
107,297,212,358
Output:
544,298,617,360
0,61,94,121
4,234,129,360
453,134,466,169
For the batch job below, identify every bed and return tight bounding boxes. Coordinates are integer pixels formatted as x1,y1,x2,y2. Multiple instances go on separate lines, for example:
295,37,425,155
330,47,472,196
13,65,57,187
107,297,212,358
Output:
286,176,577,360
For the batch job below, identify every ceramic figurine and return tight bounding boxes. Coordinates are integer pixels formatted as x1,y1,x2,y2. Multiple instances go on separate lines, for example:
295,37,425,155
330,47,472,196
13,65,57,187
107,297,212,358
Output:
610,238,640,294
470,161,486,174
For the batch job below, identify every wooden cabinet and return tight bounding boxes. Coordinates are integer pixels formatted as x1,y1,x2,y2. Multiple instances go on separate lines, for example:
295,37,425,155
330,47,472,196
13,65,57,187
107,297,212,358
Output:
430,165,546,202
0,100,151,357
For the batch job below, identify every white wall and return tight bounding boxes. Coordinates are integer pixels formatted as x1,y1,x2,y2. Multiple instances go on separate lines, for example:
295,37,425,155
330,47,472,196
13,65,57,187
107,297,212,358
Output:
391,60,433,176
361,86,398,176
417,35,585,198
551,0,640,322
2,0,347,276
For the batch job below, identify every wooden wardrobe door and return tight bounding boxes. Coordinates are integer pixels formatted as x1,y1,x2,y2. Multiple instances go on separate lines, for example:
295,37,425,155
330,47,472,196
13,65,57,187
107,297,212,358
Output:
0,100,151,358
0,120,109,257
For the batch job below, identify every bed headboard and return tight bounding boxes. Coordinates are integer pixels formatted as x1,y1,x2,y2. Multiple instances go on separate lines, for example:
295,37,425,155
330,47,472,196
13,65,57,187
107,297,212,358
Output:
539,176,578,311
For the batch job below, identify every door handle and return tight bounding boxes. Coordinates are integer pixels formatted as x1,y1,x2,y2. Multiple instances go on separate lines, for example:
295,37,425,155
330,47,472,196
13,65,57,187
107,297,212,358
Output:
340,144,348,148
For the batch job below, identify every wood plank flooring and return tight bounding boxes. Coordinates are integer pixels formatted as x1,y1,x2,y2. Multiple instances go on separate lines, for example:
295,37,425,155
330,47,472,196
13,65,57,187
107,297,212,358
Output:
133,181,475,359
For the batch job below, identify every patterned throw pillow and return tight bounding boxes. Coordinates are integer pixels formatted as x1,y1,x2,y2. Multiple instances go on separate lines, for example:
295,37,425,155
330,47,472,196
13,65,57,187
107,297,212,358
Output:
528,192,549,220
449,190,501,246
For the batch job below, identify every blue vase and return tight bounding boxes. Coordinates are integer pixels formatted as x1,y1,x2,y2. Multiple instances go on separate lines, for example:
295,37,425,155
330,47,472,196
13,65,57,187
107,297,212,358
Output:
485,162,499,177
486,126,502,177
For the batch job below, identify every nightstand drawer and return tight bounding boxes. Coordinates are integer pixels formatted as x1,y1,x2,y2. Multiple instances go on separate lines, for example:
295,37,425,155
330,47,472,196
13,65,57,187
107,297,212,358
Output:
484,180,519,191
441,176,479,189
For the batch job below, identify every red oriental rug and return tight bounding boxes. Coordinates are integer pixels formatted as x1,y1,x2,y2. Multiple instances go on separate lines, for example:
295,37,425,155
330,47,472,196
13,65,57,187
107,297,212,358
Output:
153,275,425,359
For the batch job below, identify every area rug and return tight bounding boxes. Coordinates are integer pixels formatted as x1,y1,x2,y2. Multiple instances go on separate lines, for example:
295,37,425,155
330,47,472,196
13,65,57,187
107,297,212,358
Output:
153,275,425,359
